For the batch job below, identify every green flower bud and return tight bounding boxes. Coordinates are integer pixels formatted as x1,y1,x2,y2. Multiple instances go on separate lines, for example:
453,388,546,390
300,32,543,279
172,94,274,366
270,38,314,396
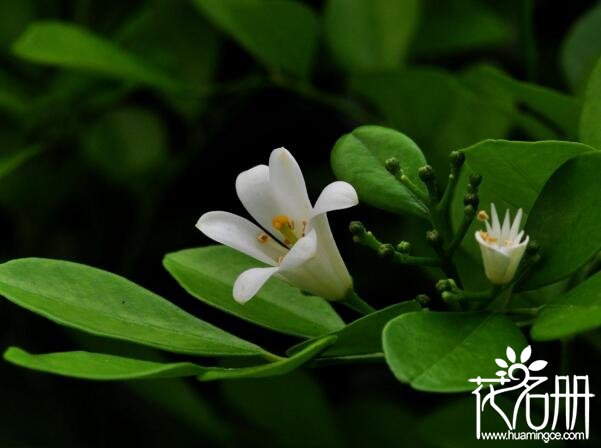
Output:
349,221,366,236
378,243,395,259
418,165,435,182
385,157,401,175
436,279,451,292
463,193,479,207
526,240,540,256
415,294,431,306
464,204,475,217
426,229,442,247
469,173,483,187
396,241,411,254
449,151,465,167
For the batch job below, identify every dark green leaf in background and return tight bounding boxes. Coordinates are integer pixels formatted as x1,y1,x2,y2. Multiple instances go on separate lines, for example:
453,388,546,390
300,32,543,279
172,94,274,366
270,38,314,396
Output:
383,311,527,392
580,54,601,149
331,125,429,219
0,258,265,356
521,152,601,290
324,0,420,72
164,246,344,338
532,271,601,340
13,21,180,91
192,0,318,78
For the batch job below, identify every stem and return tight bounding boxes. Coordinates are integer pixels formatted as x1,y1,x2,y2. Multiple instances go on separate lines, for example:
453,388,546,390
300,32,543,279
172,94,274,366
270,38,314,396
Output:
398,174,430,204
341,291,376,315
445,209,475,256
438,173,457,213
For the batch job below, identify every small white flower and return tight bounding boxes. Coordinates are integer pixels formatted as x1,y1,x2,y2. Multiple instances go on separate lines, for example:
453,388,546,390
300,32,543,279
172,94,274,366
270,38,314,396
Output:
197,148,358,304
475,204,529,285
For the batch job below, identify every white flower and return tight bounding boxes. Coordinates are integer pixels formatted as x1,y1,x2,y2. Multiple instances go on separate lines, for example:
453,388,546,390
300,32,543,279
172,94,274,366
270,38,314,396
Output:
475,204,529,285
196,147,358,304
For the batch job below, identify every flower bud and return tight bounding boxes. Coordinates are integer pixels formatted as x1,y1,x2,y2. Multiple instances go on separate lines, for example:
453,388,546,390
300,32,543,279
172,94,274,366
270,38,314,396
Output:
426,229,442,247
385,157,401,175
418,165,435,182
396,241,411,254
469,173,482,187
349,221,366,236
378,243,395,259
526,240,540,256
449,151,465,167
415,294,431,306
464,204,475,217
464,193,479,207
436,279,452,292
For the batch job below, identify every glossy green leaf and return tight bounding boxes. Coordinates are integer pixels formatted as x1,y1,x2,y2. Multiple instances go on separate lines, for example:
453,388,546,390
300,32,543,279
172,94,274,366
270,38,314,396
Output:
450,140,596,289
13,21,179,91
521,152,601,290
580,55,601,149
383,311,527,392
324,0,420,72
350,69,511,177
3,337,335,381
561,2,601,92
164,246,344,338
331,125,429,219
191,0,317,78
288,301,421,360
0,258,264,357
532,271,601,340
412,0,511,57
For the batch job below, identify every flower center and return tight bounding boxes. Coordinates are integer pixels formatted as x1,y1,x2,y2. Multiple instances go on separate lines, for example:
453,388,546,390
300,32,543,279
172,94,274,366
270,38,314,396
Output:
272,215,299,246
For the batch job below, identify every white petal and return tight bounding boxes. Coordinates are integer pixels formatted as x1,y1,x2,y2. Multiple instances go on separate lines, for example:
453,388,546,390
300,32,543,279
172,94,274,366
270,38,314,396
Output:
280,229,317,270
233,267,279,304
235,164,282,238
269,147,312,223
196,211,285,265
490,203,500,236
476,231,512,284
509,208,523,241
312,181,358,216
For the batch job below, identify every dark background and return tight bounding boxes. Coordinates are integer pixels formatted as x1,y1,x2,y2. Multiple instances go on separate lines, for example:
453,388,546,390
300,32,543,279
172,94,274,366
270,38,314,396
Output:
0,0,598,446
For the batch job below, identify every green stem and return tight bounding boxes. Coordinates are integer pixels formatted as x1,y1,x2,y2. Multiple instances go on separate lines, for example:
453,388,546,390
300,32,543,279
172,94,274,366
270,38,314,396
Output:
341,291,376,315
445,210,475,256
398,174,430,204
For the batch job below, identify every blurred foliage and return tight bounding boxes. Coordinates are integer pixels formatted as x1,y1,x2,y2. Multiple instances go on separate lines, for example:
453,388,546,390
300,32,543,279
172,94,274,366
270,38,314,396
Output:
1,0,600,446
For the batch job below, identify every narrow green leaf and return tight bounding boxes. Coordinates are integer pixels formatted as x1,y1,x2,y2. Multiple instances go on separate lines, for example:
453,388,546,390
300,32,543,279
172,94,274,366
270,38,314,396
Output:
331,125,429,219
13,21,179,91
0,145,41,180
383,311,526,392
0,258,264,357
164,246,344,338
521,152,601,290
191,0,318,78
288,301,421,359
580,55,601,148
532,271,601,340
324,0,420,72
3,336,336,381
561,2,601,92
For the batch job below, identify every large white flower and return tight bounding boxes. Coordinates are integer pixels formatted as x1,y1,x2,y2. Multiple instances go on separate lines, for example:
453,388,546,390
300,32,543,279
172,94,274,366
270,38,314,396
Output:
197,148,358,304
475,204,529,285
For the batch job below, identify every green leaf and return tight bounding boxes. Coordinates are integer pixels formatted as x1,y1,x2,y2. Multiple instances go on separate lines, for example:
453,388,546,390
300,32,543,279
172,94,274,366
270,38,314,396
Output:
0,258,264,357
450,140,596,289
350,69,511,177
532,271,601,340
13,21,179,91
580,55,601,149
324,0,420,72
463,65,582,139
561,2,601,92
331,125,429,219
191,0,317,78
82,107,168,186
412,0,511,57
382,311,527,392
521,152,601,290
3,336,335,381
0,145,41,180
164,246,344,338
288,301,421,360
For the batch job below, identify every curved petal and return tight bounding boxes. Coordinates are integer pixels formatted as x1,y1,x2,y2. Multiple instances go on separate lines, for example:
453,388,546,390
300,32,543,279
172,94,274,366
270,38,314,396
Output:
312,181,358,217
196,211,286,265
235,164,282,238
280,229,317,271
233,267,279,304
269,148,312,224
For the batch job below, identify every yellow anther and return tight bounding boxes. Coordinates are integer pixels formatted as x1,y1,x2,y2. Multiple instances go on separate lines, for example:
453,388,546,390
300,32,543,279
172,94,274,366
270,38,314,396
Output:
257,233,269,244
479,231,497,244
272,215,298,246
477,210,489,222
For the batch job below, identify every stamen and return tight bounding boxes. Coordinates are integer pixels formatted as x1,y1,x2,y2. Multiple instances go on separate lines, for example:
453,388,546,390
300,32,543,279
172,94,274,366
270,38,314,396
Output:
477,210,489,222
479,230,497,244
257,233,269,244
272,215,298,246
